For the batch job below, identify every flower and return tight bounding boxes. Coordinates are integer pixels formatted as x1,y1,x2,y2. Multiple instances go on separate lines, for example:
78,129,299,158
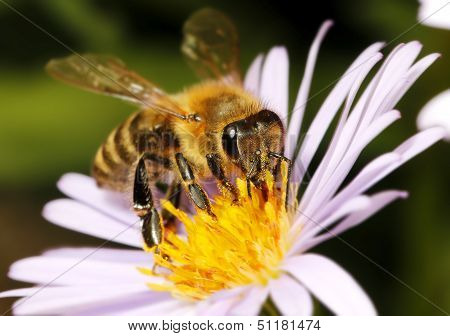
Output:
143,168,293,305
1,22,448,316
417,1,450,141
417,89,450,141
418,0,450,30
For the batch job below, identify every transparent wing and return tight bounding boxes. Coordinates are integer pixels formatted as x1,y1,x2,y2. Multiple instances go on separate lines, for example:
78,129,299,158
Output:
182,8,241,84
46,54,187,118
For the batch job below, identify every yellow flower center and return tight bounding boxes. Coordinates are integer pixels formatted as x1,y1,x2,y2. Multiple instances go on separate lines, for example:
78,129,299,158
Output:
139,163,296,301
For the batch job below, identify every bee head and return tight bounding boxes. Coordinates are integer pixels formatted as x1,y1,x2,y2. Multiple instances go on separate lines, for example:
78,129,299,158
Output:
221,109,284,185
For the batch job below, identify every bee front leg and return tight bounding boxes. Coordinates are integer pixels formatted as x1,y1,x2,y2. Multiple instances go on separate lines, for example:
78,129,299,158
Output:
133,155,163,249
175,153,216,219
268,152,292,210
206,153,239,203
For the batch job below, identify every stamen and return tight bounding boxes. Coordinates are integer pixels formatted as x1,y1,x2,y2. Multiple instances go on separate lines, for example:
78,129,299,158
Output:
139,163,296,301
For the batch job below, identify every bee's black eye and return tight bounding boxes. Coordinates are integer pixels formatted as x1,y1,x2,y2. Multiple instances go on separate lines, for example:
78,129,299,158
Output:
222,125,239,160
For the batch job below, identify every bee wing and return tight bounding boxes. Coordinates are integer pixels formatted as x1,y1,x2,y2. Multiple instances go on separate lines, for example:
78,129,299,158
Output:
182,8,241,84
46,54,188,119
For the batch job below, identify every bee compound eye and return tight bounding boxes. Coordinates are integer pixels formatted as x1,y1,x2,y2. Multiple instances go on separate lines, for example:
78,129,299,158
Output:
222,125,239,160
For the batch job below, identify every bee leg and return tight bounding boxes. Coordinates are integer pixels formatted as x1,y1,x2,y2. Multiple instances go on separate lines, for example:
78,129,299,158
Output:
133,155,163,249
268,152,292,209
175,152,216,219
161,181,181,231
206,153,239,203
246,178,252,198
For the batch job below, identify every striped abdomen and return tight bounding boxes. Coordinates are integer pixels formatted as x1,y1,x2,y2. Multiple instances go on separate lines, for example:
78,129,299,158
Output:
92,110,175,192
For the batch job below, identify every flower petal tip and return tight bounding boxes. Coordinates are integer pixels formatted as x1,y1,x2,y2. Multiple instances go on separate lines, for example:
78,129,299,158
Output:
321,19,334,28
397,191,409,200
418,0,450,30
417,89,450,141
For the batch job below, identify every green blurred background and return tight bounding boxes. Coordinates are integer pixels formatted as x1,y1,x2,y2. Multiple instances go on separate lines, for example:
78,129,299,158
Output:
0,0,448,315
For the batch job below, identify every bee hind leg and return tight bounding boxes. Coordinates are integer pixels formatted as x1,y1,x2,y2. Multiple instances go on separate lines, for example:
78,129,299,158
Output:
175,153,216,219
133,155,163,249
161,181,182,231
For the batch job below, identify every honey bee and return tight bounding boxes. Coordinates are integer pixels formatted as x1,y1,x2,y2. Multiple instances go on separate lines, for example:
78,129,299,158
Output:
46,8,291,248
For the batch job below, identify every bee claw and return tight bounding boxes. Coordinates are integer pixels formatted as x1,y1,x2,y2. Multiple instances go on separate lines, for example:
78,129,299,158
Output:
152,249,171,275
208,211,218,221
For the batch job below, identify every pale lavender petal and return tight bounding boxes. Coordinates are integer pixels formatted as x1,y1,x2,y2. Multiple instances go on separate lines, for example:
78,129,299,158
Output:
394,127,446,161
295,194,371,239
301,43,433,216
297,53,383,212
356,41,422,129
313,152,400,221
377,53,440,116
244,53,264,95
197,298,237,316
301,110,401,219
282,254,376,315
417,89,450,140
8,255,149,285
289,195,371,256
43,199,142,247
418,0,450,30
300,42,426,204
196,286,247,316
320,127,445,221
287,20,333,159
102,299,194,316
0,287,40,298
295,42,384,183
1,287,178,317
57,173,138,224
270,274,313,316
298,44,408,201
6,284,153,315
228,286,269,315
202,286,248,302
259,47,289,124
301,190,408,251
42,247,150,264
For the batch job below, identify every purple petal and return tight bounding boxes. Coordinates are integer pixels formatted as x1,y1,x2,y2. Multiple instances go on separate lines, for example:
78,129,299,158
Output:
270,274,313,316
244,53,264,95
418,0,450,30
228,286,269,316
1,286,184,316
282,254,376,315
301,110,401,220
3,284,155,315
293,194,370,240
301,190,408,251
57,173,138,224
287,20,333,159
43,199,142,247
86,298,194,316
196,286,248,316
259,47,289,124
289,195,371,256
197,298,238,316
8,255,149,285
295,42,384,183
417,89,450,140
321,127,445,221
378,53,440,116
42,247,150,264
296,52,383,208
298,42,435,219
